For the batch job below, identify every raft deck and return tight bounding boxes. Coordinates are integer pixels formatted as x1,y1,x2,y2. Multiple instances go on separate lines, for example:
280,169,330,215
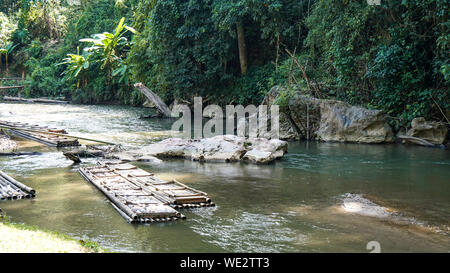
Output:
0,170,35,201
79,161,214,223
0,120,80,147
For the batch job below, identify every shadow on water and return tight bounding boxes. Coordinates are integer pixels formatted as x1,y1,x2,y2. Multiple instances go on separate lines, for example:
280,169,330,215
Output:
0,103,449,252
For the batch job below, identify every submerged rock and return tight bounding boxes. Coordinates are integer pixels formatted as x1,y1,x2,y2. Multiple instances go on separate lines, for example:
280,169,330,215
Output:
341,193,392,218
262,86,394,143
135,135,288,164
406,117,448,145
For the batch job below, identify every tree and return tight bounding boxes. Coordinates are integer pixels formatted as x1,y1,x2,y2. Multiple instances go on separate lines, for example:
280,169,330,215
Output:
211,0,308,75
212,0,250,75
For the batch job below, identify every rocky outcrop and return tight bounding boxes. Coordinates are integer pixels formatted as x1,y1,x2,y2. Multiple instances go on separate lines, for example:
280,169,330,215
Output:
288,94,321,140
261,86,301,140
0,135,18,153
316,100,394,143
406,117,448,145
135,135,288,164
262,86,394,143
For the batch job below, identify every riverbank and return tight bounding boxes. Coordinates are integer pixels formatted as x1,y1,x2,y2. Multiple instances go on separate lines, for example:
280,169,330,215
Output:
0,221,104,253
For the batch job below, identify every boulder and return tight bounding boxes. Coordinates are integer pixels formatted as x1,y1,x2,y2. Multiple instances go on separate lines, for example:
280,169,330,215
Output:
288,94,321,140
406,117,448,145
261,86,394,143
261,86,302,141
242,138,288,163
136,135,288,164
0,135,18,153
316,100,394,143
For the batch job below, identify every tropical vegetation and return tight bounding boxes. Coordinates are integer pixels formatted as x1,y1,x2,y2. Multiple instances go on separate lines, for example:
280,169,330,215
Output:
0,0,448,127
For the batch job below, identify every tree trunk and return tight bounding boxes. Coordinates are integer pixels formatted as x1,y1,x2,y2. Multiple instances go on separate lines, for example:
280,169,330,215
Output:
236,20,247,76
134,83,172,118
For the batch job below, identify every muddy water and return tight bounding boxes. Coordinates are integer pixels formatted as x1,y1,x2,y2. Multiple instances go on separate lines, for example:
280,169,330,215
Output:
0,103,449,252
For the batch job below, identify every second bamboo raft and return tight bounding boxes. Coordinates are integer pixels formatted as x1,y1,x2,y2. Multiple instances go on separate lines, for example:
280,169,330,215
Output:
0,120,80,147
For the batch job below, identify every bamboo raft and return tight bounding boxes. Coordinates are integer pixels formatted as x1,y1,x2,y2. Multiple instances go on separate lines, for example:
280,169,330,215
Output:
79,161,215,224
0,120,80,147
0,170,35,201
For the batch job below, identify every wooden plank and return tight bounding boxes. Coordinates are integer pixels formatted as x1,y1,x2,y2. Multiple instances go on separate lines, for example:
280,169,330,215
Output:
0,86,24,89
2,96,69,104
0,78,22,80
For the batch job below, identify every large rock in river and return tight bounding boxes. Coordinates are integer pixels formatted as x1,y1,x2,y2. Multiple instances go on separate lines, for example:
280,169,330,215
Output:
136,135,288,164
406,117,448,145
288,93,321,140
262,86,394,143
316,100,394,143
260,86,301,140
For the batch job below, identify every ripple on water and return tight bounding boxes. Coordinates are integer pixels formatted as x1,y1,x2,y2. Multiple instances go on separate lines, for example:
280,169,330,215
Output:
190,210,299,252
0,152,72,175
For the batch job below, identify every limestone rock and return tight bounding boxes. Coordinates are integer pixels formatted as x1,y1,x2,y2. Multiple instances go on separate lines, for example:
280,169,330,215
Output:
288,94,321,140
316,100,394,143
242,138,288,163
261,86,394,143
0,135,18,153
406,117,448,145
261,86,302,141
137,135,288,164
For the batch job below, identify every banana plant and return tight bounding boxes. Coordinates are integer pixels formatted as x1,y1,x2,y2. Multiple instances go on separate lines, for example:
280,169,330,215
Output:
59,47,92,89
0,42,17,72
112,60,130,86
80,17,136,82
0,48,6,72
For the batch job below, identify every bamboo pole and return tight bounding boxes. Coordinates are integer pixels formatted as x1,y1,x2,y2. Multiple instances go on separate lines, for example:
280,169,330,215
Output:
78,169,138,220
0,152,41,156
0,170,35,195
0,125,116,145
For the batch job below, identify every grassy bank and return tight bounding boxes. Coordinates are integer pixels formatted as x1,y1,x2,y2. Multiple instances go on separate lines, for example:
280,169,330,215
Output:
0,221,104,253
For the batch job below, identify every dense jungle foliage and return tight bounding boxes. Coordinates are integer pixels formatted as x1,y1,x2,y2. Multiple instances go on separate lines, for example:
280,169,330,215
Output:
0,0,448,126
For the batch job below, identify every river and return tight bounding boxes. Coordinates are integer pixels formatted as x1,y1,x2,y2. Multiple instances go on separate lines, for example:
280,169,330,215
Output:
0,103,449,252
